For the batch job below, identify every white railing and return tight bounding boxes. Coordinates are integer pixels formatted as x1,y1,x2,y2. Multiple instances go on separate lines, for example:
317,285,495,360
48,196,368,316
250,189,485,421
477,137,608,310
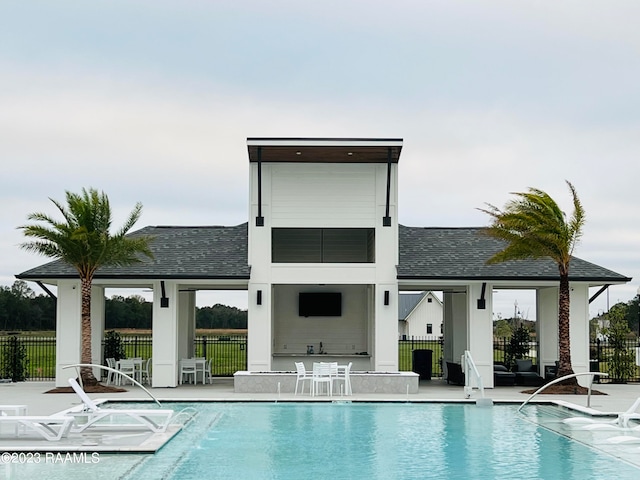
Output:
462,350,485,399
63,363,162,407
517,371,609,412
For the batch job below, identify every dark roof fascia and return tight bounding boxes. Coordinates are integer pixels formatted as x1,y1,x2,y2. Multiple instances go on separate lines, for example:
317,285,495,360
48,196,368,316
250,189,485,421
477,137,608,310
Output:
246,137,403,143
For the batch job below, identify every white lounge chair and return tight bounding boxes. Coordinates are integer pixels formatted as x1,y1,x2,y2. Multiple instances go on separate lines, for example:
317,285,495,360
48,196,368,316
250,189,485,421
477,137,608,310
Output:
0,413,74,441
67,378,174,433
563,397,640,430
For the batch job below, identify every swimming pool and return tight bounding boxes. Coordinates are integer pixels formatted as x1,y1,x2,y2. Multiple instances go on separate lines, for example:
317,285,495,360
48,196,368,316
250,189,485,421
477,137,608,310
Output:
4,402,640,479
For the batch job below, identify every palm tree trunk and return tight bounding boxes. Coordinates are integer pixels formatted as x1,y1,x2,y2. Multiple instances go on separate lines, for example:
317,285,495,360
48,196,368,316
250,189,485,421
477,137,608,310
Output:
557,272,578,385
80,277,98,386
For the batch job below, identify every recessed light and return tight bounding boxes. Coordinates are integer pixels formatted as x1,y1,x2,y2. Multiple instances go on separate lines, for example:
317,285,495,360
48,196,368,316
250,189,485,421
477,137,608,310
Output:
347,152,353,156
296,151,302,155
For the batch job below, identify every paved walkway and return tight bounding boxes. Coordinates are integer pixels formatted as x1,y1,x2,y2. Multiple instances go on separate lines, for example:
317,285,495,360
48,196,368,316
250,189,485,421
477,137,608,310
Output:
2,378,640,416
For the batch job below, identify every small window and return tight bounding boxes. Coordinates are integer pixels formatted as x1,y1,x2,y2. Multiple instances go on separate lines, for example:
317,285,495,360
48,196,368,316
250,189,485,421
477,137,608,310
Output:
426,324,433,334
427,297,433,303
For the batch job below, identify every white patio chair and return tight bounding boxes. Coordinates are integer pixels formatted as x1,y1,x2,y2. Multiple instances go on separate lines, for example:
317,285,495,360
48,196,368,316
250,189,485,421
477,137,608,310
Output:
195,357,206,384
105,358,117,385
204,358,214,384
333,362,352,396
294,362,313,395
141,358,152,385
312,362,333,397
117,359,136,385
180,358,197,385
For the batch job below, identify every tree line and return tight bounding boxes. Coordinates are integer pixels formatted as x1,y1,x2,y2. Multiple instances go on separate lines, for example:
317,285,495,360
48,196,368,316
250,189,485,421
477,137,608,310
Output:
0,281,247,331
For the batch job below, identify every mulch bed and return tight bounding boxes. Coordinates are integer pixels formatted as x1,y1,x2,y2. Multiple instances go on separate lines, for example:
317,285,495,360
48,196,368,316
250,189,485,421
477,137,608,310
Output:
45,384,127,394
522,384,607,395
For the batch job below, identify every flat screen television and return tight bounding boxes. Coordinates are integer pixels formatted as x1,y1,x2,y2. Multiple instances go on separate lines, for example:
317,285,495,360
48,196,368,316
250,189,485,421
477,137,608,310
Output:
298,292,342,317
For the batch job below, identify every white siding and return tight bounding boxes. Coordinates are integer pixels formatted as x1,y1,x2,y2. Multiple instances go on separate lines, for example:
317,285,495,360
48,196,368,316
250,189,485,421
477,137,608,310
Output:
405,293,443,339
270,164,377,226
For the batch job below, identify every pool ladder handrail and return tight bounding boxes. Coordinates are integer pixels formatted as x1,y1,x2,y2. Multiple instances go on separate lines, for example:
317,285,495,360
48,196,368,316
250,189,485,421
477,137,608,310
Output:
517,371,609,412
63,363,163,407
462,350,485,399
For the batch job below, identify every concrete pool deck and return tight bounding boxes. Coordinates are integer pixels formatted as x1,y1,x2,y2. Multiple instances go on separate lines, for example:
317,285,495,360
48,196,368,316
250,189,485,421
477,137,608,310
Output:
2,378,640,455
2,378,640,416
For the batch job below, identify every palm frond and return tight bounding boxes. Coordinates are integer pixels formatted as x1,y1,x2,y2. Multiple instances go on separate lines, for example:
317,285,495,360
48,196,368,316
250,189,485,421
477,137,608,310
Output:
478,182,585,271
18,188,154,276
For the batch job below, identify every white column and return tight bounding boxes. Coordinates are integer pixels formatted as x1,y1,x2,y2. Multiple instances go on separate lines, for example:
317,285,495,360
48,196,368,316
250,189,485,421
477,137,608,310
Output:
570,283,590,385
152,281,180,387
90,286,105,380
443,291,468,363
466,283,494,388
247,283,271,371
374,284,398,371
537,287,559,377
55,280,82,387
177,290,196,360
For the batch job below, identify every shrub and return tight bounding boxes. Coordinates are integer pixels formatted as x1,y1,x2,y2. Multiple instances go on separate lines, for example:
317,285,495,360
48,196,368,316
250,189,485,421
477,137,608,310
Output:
1,336,29,382
603,305,636,382
104,330,126,362
504,325,531,371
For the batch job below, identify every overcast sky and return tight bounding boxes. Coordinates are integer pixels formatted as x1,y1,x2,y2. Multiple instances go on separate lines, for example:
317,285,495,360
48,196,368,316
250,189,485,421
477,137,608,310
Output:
1,1,639,319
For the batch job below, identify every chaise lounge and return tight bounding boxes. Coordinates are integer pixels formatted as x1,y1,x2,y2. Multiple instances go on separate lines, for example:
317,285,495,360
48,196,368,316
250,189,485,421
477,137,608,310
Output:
0,410,74,441
513,359,545,387
67,378,175,433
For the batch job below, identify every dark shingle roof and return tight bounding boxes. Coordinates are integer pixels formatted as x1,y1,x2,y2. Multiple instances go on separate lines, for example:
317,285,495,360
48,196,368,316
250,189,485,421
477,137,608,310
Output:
16,224,250,280
16,223,630,283
398,225,631,282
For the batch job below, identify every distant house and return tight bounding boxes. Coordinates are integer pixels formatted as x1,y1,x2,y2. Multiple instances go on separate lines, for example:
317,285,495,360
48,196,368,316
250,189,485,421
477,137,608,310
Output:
398,292,443,339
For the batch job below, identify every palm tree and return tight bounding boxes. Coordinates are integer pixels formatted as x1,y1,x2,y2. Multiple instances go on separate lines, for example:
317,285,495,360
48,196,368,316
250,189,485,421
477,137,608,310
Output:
18,188,154,385
478,181,585,384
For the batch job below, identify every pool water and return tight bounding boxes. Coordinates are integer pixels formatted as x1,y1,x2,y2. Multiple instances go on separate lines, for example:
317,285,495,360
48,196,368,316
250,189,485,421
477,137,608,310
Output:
4,402,640,480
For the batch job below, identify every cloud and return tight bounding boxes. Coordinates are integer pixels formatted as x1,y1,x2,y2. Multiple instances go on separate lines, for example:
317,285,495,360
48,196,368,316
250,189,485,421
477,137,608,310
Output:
2,1,640,318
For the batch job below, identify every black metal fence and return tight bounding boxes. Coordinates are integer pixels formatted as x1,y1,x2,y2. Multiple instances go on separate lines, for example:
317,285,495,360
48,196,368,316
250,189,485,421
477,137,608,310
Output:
3,333,640,383
399,336,444,378
0,336,56,381
0,334,249,381
590,338,640,383
106,334,248,378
